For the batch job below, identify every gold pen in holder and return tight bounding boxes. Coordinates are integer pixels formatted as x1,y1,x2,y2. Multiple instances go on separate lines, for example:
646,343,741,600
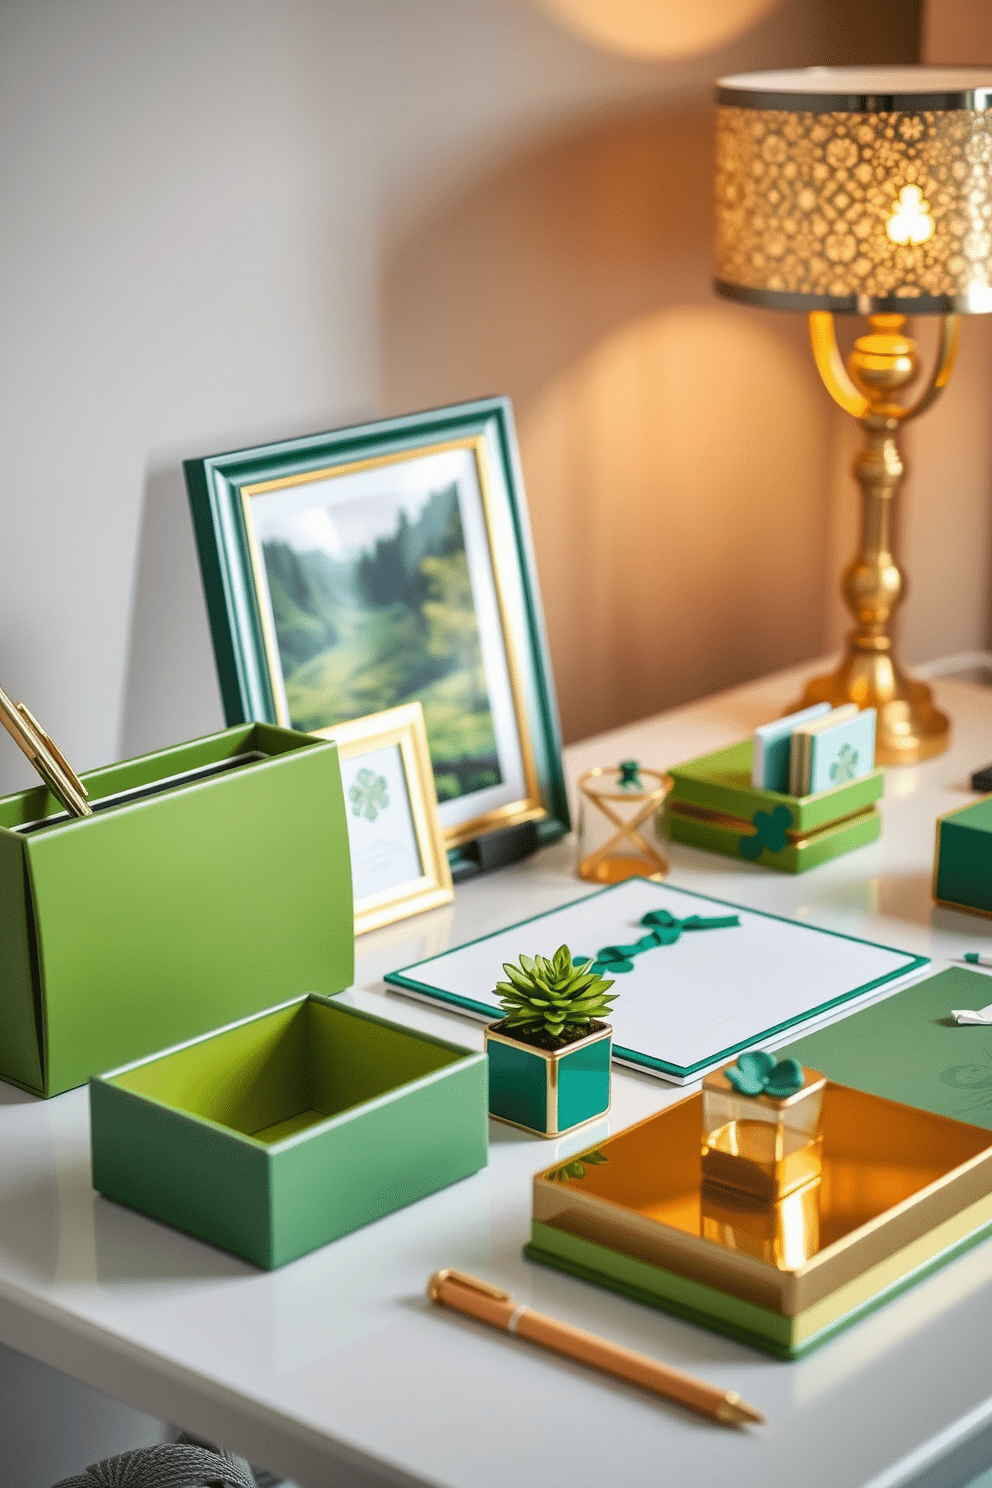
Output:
0,684,91,818
427,1269,764,1427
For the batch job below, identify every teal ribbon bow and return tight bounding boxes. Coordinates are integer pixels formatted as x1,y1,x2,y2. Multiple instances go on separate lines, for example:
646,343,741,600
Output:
577,907,740,974
739,804,793,861
618,759,642,789
725,1049,805,1098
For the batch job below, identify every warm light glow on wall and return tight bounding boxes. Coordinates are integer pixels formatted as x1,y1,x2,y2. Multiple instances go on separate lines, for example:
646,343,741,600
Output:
534,0,784,60
517,304,831,742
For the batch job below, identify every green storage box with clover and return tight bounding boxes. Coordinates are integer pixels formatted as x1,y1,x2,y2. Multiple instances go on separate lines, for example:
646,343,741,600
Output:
666,739,883,873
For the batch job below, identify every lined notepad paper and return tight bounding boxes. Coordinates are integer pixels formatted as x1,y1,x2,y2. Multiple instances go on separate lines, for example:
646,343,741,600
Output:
384,879,928,1082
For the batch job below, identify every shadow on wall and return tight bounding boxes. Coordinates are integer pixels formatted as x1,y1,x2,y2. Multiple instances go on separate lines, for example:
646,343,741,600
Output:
381,107,834,743
118,466,225,761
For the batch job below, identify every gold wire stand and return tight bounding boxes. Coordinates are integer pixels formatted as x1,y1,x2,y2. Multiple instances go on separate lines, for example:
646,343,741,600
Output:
577,767,673,883
796,311,960,765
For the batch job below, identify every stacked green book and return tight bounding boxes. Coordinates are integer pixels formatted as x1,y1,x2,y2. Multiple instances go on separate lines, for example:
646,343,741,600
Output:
525,1073,992,1358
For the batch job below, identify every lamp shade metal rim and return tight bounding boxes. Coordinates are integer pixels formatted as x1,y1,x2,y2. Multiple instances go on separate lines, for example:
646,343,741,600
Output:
714,280,992,317
717,66,992,113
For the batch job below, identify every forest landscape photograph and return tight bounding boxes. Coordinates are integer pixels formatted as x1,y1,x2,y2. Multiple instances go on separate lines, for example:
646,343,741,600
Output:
256,478,503,805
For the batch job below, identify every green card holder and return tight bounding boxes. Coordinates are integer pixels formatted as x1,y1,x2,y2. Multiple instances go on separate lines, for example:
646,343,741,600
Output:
668,739,884,873
0,723,354,1096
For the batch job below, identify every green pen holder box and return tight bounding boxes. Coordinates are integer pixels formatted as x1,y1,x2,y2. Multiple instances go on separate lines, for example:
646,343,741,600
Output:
933,796,992,916
667,740,884,873
90,995,489,1268
0,724,354,1097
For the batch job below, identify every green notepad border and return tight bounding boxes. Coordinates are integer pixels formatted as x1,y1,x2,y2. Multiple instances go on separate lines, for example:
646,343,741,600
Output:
523,1217,992,1360
383,879,928,1079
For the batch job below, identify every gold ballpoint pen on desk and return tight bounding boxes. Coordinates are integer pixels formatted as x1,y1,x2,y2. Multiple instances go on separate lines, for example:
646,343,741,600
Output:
427,1270,764,1427
0,684,91,818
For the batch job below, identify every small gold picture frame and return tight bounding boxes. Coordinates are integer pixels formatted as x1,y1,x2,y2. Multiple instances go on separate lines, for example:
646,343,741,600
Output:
320,702,453,935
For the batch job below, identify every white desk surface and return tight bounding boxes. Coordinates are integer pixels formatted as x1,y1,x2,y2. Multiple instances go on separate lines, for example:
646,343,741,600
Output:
3,662,992,1488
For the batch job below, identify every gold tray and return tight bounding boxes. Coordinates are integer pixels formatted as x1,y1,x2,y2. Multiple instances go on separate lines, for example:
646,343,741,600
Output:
533,1085,992,1315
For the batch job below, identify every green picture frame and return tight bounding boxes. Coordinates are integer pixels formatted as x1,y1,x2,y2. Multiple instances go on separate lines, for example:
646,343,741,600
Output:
184,397,569,877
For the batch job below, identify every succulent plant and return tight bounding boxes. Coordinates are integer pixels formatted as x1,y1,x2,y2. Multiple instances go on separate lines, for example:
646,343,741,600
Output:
495,944,617,1045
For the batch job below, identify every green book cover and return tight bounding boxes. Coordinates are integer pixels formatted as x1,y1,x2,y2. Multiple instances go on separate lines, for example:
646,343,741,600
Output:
781,967,992,1128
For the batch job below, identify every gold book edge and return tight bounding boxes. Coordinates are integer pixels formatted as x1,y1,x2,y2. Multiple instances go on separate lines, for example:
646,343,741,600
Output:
669,799,878,846
792,1190,992,1343
532,1189,992,1345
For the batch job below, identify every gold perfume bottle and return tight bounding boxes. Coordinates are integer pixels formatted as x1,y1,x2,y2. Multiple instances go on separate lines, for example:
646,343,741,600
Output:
701,1055,826,1203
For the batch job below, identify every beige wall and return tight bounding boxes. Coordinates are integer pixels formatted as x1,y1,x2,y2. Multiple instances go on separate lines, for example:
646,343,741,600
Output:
0,0,947,800
382,0,922,743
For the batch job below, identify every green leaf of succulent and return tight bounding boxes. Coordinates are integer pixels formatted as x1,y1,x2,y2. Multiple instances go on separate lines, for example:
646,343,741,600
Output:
494,945,618,1041
545,1148,610,1182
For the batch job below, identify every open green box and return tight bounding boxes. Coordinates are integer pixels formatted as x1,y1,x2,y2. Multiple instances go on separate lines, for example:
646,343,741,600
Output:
90,995,489,1267
0,724,353,1097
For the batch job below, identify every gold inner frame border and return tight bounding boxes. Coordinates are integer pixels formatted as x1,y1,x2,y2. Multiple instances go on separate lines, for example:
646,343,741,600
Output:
317,702,453,936
238,435,545,850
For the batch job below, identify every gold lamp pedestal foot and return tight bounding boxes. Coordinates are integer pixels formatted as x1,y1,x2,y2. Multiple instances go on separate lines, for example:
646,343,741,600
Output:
795,312,959,766
797,653,949,766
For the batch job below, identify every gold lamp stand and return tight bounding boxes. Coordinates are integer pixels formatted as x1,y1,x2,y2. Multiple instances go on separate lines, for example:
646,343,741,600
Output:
796,310,960,765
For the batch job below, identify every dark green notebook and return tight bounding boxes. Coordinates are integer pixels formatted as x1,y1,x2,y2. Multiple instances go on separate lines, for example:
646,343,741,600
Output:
781,967,992,1129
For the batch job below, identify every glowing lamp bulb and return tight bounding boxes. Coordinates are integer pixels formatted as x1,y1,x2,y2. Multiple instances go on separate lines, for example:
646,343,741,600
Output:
886,185,935,246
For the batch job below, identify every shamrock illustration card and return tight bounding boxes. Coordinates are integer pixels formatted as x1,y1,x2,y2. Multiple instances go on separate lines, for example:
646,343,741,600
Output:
320,702,453,934
808,707,877,795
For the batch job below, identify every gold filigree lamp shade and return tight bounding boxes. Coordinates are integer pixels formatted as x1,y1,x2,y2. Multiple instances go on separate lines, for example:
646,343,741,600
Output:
714,67,992,764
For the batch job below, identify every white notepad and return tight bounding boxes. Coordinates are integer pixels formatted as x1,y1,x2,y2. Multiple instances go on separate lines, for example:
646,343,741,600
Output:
384,879,928,1083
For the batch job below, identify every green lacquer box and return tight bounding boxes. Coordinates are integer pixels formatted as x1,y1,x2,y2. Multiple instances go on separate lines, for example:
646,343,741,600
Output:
668,740,884,872
0,724,353,1097
90,995,488,1268
485,1022,611,1137
933,796,992,916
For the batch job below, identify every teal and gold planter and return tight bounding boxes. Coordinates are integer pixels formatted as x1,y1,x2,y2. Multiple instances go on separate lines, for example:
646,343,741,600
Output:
484,1021,612,1137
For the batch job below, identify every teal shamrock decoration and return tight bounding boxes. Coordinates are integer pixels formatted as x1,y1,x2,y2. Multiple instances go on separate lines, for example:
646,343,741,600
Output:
348,768,389,822
739,804,793,860
829,743,859,784
726,1049,805,1098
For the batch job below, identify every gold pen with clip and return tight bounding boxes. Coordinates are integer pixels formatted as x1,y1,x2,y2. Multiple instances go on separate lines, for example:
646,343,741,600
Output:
428,1270,764,1427
0,684,91,818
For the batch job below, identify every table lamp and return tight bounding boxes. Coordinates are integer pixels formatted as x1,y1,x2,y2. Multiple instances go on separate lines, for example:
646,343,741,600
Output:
714,67,992,764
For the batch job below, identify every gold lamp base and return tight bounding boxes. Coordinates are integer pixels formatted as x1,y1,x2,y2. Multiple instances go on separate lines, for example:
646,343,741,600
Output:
799,311,960,767
796,652,949,767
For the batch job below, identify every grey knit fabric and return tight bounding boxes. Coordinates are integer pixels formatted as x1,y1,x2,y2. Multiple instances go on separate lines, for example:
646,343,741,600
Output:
50,1441,257,1488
